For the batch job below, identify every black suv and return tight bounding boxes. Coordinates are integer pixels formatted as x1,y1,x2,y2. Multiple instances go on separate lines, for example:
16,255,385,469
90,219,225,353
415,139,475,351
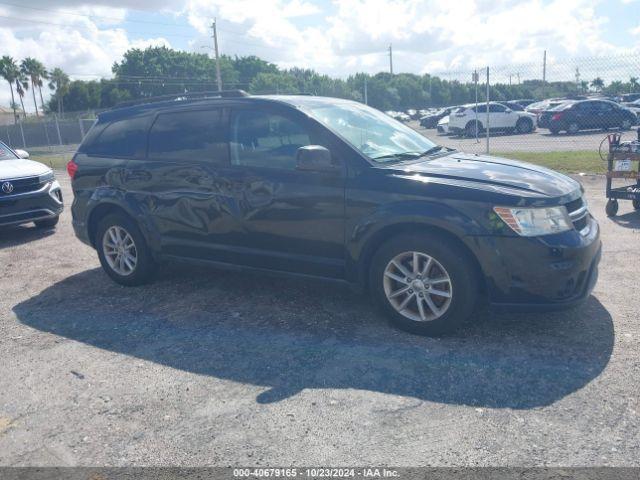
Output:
0,141,63,229
69,91,601,335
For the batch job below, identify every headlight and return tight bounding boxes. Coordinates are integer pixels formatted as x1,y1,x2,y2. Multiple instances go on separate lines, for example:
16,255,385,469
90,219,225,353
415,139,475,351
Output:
493,206,572,236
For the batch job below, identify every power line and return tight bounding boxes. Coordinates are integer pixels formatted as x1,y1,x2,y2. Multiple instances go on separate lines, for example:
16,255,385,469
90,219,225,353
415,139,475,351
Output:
0,1,264,38
0,12,276,50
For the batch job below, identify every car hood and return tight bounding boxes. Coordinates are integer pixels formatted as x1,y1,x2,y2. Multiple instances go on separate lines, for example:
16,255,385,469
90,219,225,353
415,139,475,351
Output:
384,152,580,198
0,159,52,180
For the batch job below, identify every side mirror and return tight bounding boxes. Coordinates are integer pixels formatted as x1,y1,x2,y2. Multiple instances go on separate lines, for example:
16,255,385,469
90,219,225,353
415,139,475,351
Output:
296,145,336,172
15,149,29,159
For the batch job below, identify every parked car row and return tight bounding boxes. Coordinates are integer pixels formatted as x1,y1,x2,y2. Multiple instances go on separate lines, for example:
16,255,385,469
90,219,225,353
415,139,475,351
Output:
417,94,640,137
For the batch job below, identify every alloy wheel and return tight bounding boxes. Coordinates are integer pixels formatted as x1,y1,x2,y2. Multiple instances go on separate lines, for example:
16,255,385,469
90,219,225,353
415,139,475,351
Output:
383,251,453,322
102,225,138,276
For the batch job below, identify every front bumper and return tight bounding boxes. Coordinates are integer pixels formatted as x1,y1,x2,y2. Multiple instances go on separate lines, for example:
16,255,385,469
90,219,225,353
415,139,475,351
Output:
0,180,64,227
469,215,601,310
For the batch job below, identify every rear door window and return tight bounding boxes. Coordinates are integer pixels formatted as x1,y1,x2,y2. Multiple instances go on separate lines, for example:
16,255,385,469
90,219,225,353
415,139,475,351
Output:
148,108,227,164
85,115,150,158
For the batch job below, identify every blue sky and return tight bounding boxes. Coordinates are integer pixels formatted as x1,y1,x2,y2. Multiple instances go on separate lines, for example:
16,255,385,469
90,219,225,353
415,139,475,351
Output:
1,0,640,107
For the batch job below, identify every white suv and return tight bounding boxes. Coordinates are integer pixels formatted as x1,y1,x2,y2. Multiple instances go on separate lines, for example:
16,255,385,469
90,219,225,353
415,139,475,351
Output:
449,102,537,137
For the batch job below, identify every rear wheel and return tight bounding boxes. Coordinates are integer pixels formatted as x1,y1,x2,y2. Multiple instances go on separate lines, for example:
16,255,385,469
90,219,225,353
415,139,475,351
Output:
96,213,156,286
34,216,59,229
549,126,560,135
567,122,580,134
606,199,619,217
370,234,479,336
516,118,533,134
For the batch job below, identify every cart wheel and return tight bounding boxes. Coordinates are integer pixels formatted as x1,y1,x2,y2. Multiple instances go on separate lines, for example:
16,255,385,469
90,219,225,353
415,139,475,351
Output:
633,199,640,210
606,199,619,217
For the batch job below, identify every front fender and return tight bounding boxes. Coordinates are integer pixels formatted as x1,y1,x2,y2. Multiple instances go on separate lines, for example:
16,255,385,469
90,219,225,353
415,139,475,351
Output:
346,200,487,284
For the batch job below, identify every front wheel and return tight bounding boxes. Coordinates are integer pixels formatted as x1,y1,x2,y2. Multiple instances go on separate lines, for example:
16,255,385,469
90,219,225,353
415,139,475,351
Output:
606,199,619,217
465,121,481,138
370,234,479,336
96,213,156,286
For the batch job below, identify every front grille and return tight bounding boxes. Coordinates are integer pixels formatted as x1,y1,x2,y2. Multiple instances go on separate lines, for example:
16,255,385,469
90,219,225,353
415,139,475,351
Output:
565,197,589,234
565,197,584,213
0,175,49,196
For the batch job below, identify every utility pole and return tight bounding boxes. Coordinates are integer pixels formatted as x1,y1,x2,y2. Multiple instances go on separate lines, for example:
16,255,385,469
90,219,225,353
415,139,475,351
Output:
211,19,223,91
388,44,393,75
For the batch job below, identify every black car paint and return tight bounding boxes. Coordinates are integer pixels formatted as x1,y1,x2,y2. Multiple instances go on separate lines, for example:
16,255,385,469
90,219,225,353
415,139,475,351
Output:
71,95,601,309
538,99,636,132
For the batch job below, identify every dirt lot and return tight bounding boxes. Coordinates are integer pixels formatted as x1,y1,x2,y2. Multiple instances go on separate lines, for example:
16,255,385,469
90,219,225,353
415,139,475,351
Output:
0,174,639,466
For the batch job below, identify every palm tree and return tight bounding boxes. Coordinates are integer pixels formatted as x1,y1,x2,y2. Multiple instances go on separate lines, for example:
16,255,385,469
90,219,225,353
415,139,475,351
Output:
15,73,28,119
590,77,605,92
580,80,589,93
630,77,639,93
0,56,20,124
20,57,47,116
48,67,70,115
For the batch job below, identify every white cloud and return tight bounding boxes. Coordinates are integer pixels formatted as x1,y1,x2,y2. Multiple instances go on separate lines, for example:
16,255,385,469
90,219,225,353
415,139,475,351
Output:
1,0,640,109
0,4,171,110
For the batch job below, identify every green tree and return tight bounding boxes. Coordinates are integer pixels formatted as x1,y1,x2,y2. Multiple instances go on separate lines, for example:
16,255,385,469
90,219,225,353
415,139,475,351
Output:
590,77,605,92
20,57,48,116
629,77,639,93
0,56,20,123
48,67,70,115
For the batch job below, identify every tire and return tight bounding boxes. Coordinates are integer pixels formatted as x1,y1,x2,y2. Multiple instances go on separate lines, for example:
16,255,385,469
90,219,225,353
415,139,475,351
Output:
370,233,479,336
620,118,632,130
95,213,156,286
516,118,533,134
606,199,619,218
567,122,580,134
465,121,481,138
34,216,59,229
549,126,560,135
633,199,640,210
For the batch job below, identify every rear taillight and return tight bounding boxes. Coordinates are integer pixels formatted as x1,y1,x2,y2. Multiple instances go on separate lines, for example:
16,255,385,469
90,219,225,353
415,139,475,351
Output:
551,113,563,121
67,158,78,179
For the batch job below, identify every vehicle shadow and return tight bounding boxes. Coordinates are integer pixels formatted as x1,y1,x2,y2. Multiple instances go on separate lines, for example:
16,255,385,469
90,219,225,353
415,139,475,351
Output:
611,210,640,229
13,266,614,409
0,224,57,248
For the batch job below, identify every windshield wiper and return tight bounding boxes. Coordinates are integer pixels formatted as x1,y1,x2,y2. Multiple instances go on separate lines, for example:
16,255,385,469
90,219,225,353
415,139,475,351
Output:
419,145,448,157
372,146,453,163
371,152,424,162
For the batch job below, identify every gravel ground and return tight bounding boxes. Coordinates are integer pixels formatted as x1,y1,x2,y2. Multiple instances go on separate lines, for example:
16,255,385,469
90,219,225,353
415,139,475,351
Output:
0,173,639,467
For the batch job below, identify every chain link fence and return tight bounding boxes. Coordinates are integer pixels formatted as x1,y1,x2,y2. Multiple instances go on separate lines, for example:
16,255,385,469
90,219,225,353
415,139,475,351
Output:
1,54,638,173
411,54,640,165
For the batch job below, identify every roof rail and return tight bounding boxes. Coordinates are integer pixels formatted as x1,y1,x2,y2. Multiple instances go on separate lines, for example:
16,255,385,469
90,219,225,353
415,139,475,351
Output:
113,90,249,109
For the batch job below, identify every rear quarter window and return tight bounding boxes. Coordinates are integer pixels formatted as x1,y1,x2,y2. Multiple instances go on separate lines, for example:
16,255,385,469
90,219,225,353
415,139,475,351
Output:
82,115,151,158
148,108,228,164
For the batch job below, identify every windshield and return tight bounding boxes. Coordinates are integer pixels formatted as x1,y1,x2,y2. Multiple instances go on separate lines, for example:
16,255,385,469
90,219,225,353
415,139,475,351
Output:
0,143,18,161
304,101,437,162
